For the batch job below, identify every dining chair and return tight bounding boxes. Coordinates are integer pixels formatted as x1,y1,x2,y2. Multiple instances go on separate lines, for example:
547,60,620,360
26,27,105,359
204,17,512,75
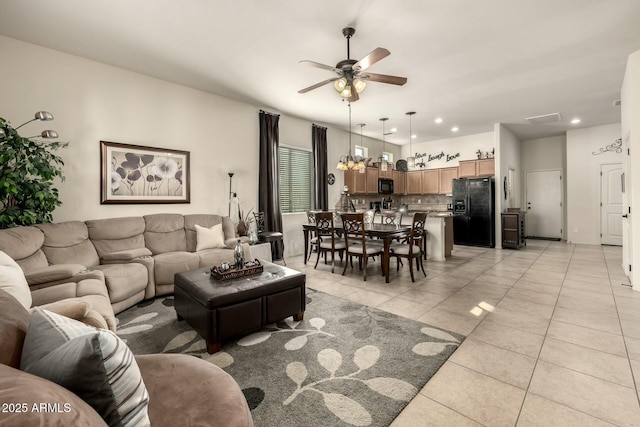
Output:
390,212,427,282
314,212,346,273
341,213,383,281
253,211,285,265
306,210,321,263
379,210,403,225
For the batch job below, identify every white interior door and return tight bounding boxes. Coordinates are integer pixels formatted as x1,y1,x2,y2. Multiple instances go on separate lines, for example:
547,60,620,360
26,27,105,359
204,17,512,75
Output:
525,170,563,239
601,163,623,246
622,133,633,283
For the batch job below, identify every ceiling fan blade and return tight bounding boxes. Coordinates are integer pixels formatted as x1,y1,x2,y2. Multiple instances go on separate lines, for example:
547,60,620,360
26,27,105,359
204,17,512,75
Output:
298,78,339,94
299,60,341,73
360,72,407,86
353,47,390,72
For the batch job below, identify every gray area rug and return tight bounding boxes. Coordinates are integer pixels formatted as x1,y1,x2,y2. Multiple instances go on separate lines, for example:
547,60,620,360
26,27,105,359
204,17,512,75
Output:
116,290,464,427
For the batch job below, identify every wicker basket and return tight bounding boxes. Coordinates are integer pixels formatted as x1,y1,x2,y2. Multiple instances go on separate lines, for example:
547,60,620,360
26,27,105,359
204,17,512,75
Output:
210,259,264,281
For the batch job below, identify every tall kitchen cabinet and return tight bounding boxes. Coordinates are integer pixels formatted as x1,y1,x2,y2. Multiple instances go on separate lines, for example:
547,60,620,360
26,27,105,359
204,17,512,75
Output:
366,168,379,194
344,169,366,194
393,170,405,195
405,171,422,194
439,167,459,194
421,170,439,194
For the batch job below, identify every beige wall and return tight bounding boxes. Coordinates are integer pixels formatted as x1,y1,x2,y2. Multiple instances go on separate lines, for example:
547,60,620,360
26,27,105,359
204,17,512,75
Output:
566,123,623,245
1,35,407,257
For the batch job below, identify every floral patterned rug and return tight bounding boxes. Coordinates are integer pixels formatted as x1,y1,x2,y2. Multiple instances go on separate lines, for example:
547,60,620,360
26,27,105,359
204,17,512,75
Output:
116,290,464,427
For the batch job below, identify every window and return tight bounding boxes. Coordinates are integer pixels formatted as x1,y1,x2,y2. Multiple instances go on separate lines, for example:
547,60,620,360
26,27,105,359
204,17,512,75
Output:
354,145,368,158
279,146,314,213
382,152,394,163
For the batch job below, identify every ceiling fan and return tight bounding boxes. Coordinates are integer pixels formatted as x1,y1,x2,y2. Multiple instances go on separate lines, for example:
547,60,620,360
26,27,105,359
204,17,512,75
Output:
298,27,407,102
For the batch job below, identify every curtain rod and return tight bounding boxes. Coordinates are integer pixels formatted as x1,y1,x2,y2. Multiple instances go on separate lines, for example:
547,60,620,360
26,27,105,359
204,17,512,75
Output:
259,109,280,117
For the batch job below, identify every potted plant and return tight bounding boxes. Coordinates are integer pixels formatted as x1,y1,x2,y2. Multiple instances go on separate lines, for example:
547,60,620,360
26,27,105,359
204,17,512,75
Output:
0,115,67,228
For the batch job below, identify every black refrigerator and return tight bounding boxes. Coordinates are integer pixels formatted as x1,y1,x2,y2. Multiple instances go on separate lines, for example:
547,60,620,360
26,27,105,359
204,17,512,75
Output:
452,177,495,247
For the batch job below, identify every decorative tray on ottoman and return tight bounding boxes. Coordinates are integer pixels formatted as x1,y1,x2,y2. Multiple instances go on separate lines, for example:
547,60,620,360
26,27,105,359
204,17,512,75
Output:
210,259,264,281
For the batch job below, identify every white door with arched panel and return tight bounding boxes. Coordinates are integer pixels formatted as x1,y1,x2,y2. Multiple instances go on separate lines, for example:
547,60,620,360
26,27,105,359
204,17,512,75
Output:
601,163,623,246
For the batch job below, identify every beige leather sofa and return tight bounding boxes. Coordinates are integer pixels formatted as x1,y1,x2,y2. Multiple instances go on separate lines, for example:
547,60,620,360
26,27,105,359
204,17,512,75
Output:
0,213,250,330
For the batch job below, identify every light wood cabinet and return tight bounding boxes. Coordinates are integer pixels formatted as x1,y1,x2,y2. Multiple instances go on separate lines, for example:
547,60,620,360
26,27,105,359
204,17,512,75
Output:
421,170,439,194
378,167,393,179
405,171,422,194
477,159,495,176
393,170,405,195
366,167,379,194
438,167,458,194
458,159,495,177
343,169,366,194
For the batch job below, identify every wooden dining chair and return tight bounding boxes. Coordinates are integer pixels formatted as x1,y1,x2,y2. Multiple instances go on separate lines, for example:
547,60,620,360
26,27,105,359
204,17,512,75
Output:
390,212,427,282
306,210,321,263
314,212,346,273
379,210,403,225
341,213,383,281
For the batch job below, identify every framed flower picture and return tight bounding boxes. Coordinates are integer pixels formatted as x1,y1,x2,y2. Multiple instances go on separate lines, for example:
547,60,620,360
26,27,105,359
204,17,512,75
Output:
100,141,190,204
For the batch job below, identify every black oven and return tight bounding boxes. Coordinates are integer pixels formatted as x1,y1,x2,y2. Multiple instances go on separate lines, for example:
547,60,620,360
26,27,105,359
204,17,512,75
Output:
378,178,394,194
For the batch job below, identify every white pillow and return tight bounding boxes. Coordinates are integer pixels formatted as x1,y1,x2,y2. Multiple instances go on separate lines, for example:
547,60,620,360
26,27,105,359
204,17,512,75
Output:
0,250,32,309
195,223,226,251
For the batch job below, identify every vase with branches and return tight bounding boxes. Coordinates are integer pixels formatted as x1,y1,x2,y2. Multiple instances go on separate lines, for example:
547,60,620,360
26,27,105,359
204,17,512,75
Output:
0,115,67,229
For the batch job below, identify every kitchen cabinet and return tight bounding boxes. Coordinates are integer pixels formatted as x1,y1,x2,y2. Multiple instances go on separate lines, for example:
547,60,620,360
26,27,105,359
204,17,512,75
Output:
405,171,422,194
393,170,405,195
378,167,393,179
438,167,458,194
421,170,439,194
343,169,366,194
366,167,379,194
458,158,495,177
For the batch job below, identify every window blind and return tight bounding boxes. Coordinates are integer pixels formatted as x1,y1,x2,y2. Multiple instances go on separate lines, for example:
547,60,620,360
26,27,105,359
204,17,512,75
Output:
279,146,313,213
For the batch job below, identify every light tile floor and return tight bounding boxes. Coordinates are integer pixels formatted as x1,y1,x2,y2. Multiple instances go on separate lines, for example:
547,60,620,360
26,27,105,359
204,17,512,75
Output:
286,240,640,426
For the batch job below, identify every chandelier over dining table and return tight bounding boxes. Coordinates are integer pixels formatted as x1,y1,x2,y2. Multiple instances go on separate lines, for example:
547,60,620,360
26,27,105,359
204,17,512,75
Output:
336,102,365,172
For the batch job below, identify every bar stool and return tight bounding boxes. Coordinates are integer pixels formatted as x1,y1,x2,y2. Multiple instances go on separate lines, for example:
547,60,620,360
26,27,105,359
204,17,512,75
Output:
253,211,285,265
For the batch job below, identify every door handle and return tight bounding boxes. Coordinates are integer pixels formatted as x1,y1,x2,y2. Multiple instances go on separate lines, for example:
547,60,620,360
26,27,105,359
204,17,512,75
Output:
622,214,629,218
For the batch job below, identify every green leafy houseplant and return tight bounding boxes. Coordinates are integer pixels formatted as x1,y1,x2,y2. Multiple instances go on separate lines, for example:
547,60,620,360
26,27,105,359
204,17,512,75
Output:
0,116,68,228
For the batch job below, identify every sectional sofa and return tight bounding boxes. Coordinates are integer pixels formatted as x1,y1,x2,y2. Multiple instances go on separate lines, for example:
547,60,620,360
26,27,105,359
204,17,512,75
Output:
0,213,251,330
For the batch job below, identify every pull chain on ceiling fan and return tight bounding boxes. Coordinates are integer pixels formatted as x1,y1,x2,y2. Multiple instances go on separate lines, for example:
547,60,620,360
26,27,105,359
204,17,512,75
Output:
298,27,407,102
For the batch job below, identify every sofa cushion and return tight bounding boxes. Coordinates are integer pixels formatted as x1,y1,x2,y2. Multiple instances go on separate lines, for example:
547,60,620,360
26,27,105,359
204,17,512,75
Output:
0,250,32,309
37,221,100,268
0,289,30,369
195,223,226,251
92,263,148,304
152,251,200,287
86,217,147,259
144,214,187,255
0,364,109,427
38,299,109,330
21,308,151,427
0,226,48,272
184,214,231,251
25,264,87,286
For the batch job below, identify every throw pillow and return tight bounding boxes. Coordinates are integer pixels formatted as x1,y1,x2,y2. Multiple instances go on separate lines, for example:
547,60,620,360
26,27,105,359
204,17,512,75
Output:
21,308,151,427
0,250,32,309
195,223,226,251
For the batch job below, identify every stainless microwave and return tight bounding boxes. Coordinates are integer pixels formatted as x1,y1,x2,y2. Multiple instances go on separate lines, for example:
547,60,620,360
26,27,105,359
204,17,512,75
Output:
378,178,394,194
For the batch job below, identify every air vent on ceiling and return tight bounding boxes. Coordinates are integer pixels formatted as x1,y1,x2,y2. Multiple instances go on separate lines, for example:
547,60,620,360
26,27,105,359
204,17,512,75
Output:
525,113,562,125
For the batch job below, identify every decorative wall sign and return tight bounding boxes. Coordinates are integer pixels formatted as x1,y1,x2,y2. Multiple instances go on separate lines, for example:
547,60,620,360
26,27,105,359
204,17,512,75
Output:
592,138,622,155
100,141,190,204
414,151,461,163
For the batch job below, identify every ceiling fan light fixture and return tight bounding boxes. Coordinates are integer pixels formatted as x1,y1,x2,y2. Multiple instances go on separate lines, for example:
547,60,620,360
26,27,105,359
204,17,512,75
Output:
353,78,366,93
334,77,347,91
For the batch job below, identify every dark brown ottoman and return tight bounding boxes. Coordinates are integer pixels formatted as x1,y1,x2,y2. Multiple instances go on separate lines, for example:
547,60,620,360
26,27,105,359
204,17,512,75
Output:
174,261,306,354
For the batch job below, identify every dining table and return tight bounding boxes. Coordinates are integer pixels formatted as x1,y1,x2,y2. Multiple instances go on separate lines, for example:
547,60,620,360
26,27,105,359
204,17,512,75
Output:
302,222,411,283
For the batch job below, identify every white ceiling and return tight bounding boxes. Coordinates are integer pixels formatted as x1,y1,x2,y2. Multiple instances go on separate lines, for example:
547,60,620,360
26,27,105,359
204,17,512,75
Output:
1,0,639,145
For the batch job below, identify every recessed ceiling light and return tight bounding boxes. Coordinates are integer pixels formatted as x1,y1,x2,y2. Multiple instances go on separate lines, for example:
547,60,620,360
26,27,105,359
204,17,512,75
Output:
411,134,417,139
570,118,581,124
390,127,397,133
435,118,443,124
451,126,459,132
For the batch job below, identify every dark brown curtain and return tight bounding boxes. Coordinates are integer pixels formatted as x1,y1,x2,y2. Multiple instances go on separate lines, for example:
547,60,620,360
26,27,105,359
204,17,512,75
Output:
258,110,284,260
312,124,328,211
